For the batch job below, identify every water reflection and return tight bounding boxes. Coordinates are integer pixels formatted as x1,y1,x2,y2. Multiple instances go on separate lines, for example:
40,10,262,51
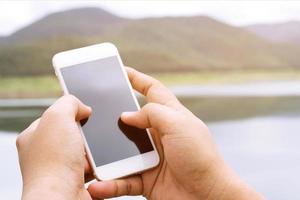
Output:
1,95,300,199
0,132,22,200
2,96,300,132
209,116,300,200
1,115,300,200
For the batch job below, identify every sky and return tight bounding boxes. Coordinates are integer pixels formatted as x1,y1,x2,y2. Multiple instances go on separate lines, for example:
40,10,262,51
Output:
0,0,300,36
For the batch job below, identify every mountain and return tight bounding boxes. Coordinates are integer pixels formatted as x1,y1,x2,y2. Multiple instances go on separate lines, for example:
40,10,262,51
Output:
246,21,300,46
1,7,300,76
104,16,294,72
6,7,128,44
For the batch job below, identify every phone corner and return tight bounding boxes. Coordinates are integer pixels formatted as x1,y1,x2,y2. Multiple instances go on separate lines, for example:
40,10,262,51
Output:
93,172,102,182
51,52,61,67
153,152,161,167
101,42,118,51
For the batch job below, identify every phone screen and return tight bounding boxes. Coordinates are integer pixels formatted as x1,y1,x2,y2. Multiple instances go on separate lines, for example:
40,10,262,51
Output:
60,56,154,166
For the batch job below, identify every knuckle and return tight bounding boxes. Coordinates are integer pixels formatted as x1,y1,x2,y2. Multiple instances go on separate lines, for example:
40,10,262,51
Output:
15,135,23,150
42,95,80,121
61,95,80,110
62,94,78,103
124,180,132,195
154,78,163,86
16,118,41,150
113,181,119,196
43,106,61,119
143,103,166,118
143,102,159,111
59,95,79,108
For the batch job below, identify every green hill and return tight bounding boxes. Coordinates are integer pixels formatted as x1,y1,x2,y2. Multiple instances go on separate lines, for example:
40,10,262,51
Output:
1,7,300,76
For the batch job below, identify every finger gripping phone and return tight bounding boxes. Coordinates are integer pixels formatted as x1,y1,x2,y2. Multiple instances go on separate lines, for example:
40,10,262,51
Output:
52,43,159,180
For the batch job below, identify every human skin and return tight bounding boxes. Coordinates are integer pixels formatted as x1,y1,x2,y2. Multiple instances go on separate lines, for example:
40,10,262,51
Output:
17,67,265,200
16,95,93,200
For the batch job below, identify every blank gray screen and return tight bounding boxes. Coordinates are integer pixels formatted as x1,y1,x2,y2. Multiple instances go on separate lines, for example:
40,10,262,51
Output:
61,56,153,166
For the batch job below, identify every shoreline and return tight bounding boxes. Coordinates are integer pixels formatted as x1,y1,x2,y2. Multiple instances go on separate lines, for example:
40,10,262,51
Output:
0,80,300,102
1,69,300,98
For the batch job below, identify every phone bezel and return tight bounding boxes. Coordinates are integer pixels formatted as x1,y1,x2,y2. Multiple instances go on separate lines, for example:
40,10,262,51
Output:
52,43,160,180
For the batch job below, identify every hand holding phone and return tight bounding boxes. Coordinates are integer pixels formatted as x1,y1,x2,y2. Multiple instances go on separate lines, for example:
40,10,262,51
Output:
53,43,159,180
87,67,265,200
16,96,93,200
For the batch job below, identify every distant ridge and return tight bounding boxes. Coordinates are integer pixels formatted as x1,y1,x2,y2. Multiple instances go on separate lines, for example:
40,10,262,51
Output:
1,7,300,76
6,7,128,43
246,21,300,46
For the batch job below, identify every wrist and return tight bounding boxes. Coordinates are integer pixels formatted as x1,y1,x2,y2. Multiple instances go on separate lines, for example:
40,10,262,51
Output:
201,161,265,200
22,176,81,200
220,175,265,200
188,155,263,200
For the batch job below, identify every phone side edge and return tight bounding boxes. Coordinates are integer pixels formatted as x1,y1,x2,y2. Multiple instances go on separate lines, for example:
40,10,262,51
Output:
52,55,100,180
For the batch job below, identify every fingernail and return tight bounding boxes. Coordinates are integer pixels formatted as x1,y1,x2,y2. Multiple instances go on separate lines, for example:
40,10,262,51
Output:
121,111,135,118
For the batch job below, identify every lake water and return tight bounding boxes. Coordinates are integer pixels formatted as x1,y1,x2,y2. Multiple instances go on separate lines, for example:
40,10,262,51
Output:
1,115,300,199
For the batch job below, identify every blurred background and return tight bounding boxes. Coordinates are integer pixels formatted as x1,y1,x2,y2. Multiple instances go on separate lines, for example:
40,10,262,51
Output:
1,1,300,199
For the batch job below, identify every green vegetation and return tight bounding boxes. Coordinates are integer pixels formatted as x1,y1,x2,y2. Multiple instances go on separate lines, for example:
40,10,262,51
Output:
0,76,61,98
1,69,300,98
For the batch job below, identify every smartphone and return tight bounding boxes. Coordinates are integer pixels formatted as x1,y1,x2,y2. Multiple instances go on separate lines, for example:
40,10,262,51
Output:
52,43,159,180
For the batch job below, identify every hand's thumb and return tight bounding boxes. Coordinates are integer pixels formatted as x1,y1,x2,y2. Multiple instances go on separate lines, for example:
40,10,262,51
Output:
121,103,177,136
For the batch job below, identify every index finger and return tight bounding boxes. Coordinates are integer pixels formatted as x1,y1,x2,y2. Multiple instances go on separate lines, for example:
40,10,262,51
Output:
125,67,181,109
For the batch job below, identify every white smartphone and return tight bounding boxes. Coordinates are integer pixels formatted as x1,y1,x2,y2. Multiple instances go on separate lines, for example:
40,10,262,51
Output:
52,43,159,180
